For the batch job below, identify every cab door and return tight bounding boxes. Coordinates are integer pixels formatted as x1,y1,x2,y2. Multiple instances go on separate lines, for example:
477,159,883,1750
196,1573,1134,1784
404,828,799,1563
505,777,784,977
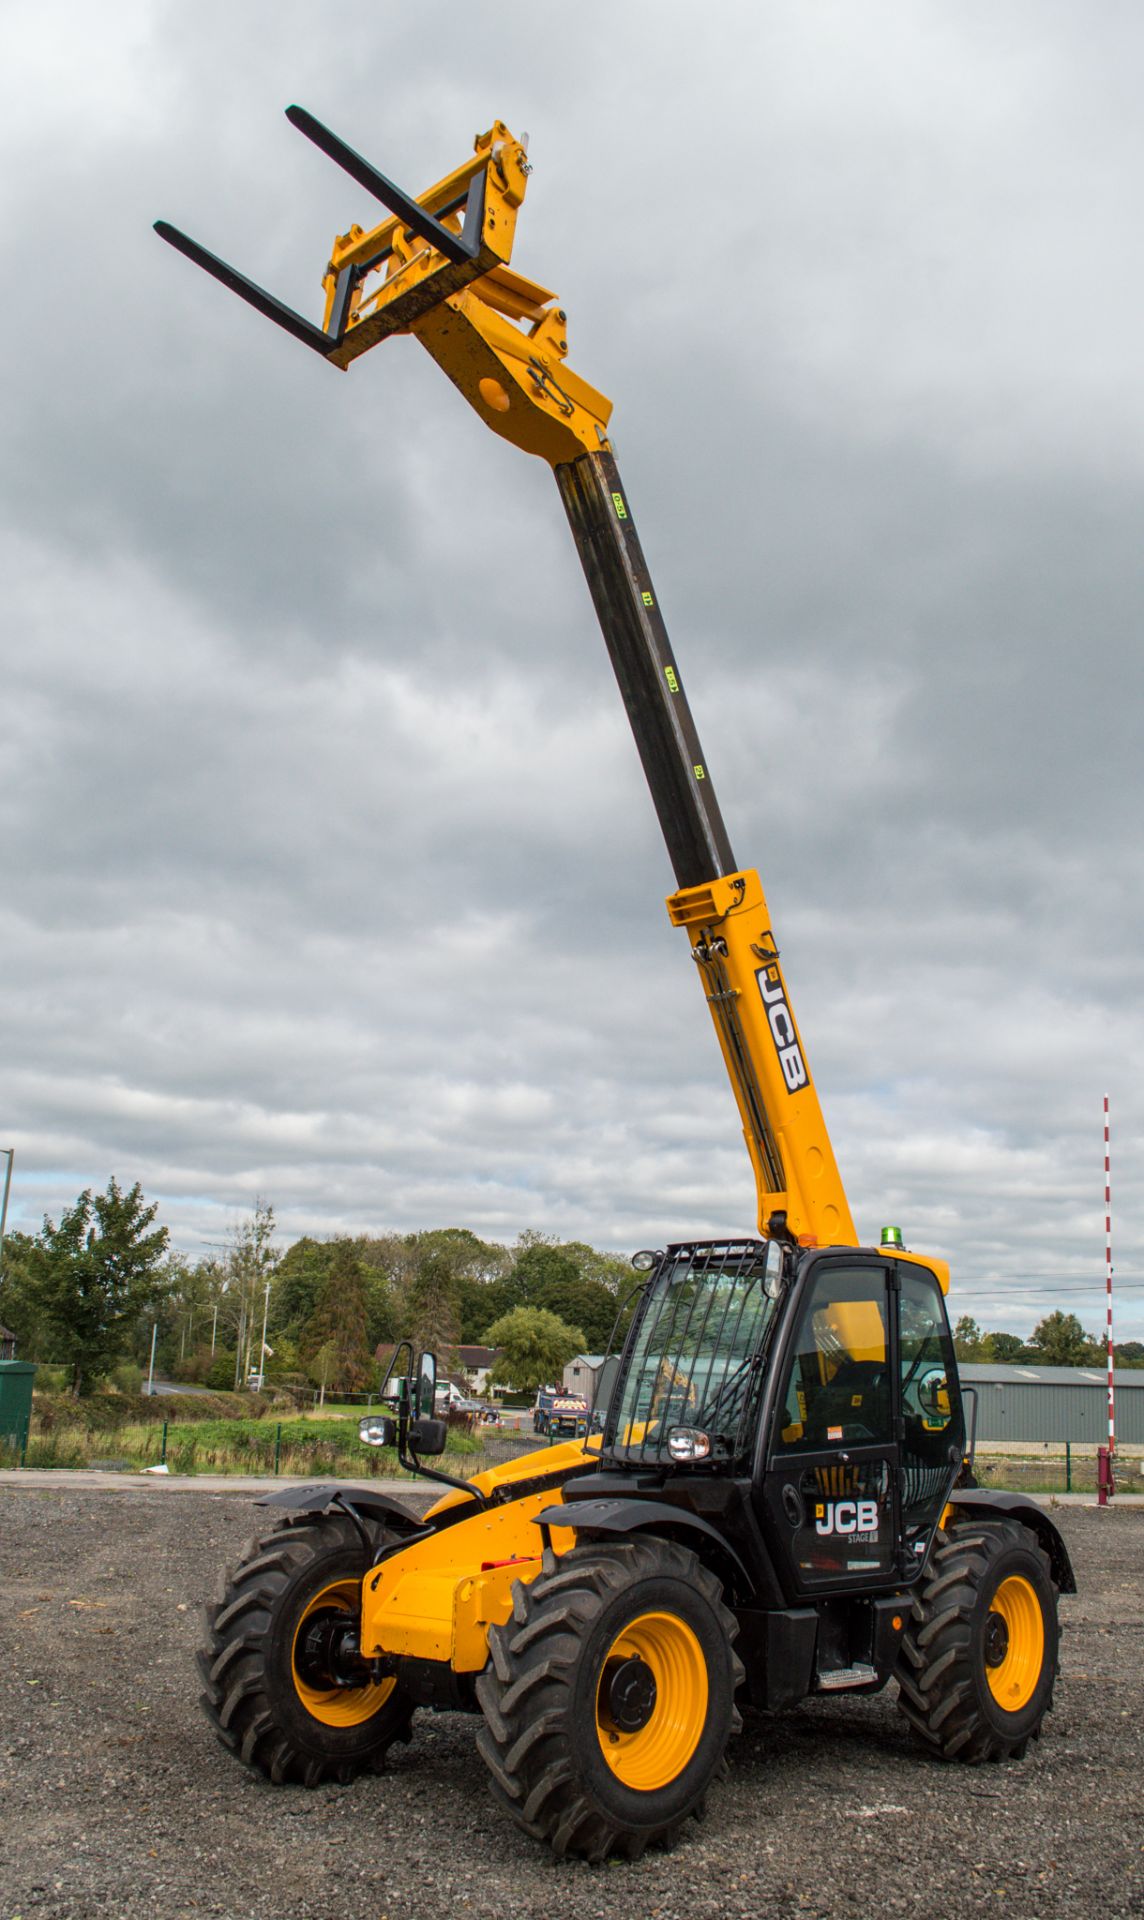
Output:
758,1258,902,1597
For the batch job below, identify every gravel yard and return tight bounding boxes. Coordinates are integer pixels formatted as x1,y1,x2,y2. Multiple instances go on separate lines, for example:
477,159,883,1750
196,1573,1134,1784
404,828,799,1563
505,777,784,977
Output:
1,1484,1141,1920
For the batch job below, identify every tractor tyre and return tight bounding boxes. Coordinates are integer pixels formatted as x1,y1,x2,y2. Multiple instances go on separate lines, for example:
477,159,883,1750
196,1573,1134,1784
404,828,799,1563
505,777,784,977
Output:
475,1537,743,1861
896,1517,1059,1763
199,1509,414,1786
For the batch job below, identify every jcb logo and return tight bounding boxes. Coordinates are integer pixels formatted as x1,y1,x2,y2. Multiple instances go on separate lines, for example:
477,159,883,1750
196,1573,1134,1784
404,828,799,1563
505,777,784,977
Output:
815,1500,878,1537
756,967,808,1092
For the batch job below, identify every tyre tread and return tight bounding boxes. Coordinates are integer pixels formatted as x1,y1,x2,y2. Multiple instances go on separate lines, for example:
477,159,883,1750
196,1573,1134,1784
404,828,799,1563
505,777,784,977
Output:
477,1536,743,1861
199,1510,414,1787
894,1520,1058,1764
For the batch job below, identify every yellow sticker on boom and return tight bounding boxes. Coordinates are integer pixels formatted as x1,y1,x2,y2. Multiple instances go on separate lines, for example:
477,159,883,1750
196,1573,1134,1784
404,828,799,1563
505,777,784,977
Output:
611,491,628,520
641,590,654,607
665,666,679,693
694,764,706,780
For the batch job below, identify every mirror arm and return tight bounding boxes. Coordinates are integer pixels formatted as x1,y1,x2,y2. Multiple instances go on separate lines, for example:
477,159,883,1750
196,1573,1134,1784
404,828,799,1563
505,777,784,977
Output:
396,1435,489,1510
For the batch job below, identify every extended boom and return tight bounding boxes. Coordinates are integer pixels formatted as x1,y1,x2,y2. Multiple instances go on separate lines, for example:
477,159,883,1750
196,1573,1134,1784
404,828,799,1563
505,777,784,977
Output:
156,109,854,1247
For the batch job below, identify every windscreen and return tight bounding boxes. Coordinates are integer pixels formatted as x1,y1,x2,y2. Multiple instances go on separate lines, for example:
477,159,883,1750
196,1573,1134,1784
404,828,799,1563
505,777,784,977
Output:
603,1241,780,1467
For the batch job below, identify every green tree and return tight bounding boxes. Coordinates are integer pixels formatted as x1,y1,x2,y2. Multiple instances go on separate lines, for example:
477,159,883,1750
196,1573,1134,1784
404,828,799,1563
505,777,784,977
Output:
31,1179,170,1394
272,1236,329,1344
272,1235,399,1358
493,1238,634,1351
983,1332,1031,1364
952,1315,987,1362
0,1230,52,1357
303,1238,374,1393
405,1249,461,1356
220,1200,279,1387
483,1306,586,1394
1028,1311,1098,1367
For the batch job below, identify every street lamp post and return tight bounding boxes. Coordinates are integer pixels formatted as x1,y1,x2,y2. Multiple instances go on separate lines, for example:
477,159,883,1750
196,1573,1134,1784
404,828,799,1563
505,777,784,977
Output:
0,1147,14,1291
257,1279,270,1388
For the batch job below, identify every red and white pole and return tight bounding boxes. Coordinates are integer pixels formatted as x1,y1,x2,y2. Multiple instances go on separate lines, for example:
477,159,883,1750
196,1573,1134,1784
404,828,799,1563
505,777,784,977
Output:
1098,1095,1116,1505
1105,1094,1115,1455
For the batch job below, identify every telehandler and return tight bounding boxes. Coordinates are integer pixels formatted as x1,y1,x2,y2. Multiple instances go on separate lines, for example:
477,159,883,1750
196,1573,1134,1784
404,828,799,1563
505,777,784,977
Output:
157,112,1073,1862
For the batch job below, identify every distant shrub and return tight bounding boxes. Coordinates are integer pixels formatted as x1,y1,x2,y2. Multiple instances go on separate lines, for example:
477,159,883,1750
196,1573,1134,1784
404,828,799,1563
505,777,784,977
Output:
107,1362,144,1395
206,1350,239,1392
33,1365,69,1393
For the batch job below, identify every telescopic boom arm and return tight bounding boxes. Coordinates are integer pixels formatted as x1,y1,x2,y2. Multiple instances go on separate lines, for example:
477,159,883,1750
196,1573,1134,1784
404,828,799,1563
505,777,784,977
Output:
155,111,857,1251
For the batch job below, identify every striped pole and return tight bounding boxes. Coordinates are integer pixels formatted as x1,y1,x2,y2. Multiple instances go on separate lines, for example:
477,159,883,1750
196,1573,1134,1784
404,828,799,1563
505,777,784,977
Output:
1105,1094,1115,1456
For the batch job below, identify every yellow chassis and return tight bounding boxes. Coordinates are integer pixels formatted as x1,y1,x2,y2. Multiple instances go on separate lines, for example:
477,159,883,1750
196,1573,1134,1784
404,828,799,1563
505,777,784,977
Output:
359,1439,589,1671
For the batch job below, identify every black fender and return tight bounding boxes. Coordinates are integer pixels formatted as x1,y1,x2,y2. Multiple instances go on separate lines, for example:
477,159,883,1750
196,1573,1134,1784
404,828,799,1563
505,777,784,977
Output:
944,1488,1076,1594
256,1481,424,1535
535,1496,752,1600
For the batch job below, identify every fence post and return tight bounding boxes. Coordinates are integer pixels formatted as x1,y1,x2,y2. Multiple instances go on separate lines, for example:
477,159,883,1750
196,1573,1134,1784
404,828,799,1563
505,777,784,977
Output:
274,1423,282,1475
1065,1440,1071,1493
20,1413,29,1468
161,1420,168,1467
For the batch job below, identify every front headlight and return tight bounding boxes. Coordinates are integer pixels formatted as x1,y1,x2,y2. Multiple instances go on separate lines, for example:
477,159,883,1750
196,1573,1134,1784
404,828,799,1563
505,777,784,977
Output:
667,1427,711,1462
359,1415,396,1448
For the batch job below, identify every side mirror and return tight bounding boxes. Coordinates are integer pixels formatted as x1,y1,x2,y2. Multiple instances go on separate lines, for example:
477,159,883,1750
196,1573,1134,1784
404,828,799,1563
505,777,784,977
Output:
359,1414,398,1449
408,1415,448,1456
416,1350,437,1420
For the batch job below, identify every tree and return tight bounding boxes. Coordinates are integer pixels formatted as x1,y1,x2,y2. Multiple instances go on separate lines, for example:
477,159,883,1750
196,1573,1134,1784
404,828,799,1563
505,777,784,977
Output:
483,1306,586,1394
31,1179,170,1394
405,1249,461,1357
952,1315,987,1362
303,1239,374,1393
984,1332,1031,1364
0,1230,53,1357
1028,1311,1098,1368
272,1235,400,1357
219,1200,279,1387
272,1237,329,1344
491,1238,634,1351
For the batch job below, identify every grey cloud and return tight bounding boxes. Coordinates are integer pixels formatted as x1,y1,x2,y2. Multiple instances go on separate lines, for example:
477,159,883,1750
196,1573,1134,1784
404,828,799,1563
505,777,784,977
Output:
1,0,1141,1343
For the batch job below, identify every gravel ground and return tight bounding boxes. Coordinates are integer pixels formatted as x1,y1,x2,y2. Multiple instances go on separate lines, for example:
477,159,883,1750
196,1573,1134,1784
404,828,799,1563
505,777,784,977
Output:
1,1485,1141,1920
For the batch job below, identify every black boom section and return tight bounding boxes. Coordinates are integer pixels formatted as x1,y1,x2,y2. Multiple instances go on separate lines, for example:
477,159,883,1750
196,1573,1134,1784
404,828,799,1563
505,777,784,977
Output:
555,450,736,890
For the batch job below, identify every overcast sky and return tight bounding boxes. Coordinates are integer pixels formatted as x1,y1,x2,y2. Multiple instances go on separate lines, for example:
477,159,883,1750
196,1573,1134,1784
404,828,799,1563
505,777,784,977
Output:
1,1,1141,1339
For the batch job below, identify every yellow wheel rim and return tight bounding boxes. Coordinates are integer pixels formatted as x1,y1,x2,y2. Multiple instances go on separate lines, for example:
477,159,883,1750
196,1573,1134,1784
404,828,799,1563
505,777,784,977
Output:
595,1611,708,1790
984,1575,1045,1713
291,1579,396,1729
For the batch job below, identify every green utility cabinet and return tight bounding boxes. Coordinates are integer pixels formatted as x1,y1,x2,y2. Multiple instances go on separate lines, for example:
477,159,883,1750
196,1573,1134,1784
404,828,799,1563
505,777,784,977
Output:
0,1359,35,1454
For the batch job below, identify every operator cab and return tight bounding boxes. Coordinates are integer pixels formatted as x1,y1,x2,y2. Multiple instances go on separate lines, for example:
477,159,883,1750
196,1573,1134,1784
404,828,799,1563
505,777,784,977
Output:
601,1237,965,1600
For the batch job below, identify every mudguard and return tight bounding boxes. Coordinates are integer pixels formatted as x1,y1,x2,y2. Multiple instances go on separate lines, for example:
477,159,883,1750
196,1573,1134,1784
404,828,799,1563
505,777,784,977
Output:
945,1488,1076,1593
534,1495,752,1596
255,1482,424,1535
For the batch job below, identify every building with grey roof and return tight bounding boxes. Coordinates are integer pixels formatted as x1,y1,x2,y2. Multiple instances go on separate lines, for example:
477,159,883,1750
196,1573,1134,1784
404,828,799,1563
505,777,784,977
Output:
960,1363,1142,1445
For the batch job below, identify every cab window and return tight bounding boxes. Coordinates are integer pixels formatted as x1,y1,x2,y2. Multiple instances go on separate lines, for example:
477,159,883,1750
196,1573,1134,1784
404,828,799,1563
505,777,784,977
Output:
899,1266,964,1470
775,1265,891,1451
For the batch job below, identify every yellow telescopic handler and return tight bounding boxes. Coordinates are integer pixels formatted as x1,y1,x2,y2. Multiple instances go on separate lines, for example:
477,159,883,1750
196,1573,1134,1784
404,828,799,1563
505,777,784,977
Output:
157,113,1073,1862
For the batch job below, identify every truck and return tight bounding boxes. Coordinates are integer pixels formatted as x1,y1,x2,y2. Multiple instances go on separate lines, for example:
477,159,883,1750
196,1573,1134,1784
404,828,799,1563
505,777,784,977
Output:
157,109,1073,1863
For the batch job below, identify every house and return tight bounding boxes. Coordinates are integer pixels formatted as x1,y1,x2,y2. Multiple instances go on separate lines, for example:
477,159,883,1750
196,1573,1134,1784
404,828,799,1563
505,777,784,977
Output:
444,1345,501,1394
374,1342,502,1396
0,1323,16,1362
563,1354,610,1410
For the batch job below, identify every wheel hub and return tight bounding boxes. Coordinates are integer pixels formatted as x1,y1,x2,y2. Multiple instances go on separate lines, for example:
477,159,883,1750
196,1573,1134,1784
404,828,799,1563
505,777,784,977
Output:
295,1606,369,1691
599,1654,658,1733
983,1609,1010,1668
